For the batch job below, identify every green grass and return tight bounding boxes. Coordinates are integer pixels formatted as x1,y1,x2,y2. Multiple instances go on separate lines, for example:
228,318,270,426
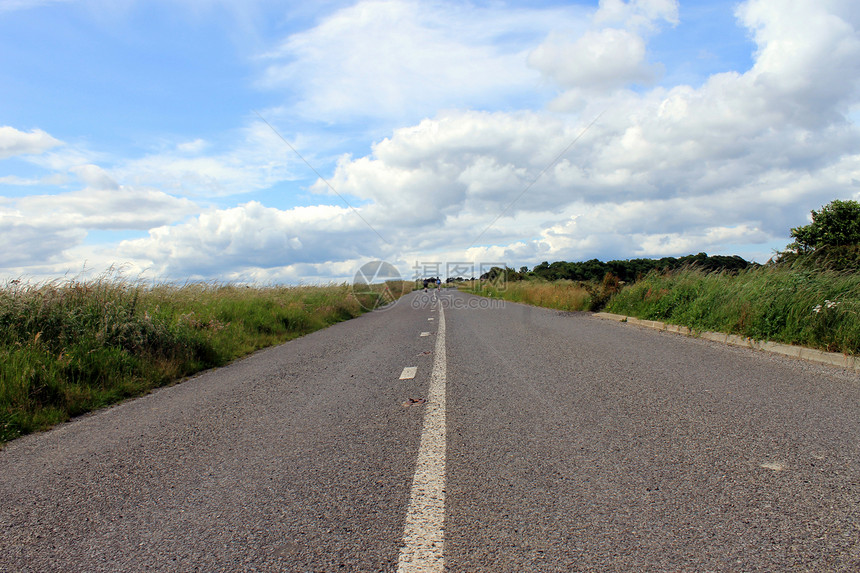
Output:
461,264,859,356
606,266,860,355
460,271,622,312
0,276,413,445
461,279,594,311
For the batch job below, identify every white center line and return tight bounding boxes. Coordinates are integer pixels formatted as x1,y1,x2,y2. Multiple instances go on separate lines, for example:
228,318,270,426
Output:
397,301,446,572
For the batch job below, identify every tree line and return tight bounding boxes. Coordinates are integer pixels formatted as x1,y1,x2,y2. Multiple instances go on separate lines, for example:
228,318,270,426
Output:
474,199,860,284
479,253,755,284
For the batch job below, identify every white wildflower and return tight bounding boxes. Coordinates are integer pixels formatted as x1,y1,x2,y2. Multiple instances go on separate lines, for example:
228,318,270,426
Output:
813,300,839,314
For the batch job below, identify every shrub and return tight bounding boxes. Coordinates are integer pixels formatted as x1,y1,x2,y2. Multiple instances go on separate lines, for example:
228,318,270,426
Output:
788,199,860,253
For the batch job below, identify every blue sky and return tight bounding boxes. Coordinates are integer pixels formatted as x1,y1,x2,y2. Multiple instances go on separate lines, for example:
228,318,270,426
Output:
2,0,859,283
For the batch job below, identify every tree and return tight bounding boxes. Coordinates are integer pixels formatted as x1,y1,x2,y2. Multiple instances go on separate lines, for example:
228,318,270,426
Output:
788,199,860,252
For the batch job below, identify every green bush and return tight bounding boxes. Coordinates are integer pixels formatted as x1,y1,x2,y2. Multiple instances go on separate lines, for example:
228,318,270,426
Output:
788,199,860,252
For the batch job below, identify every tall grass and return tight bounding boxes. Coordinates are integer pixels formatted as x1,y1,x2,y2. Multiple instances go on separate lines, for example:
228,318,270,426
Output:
0,276,412,444
462,265,858,355
606,267,860,355
462,279,594,311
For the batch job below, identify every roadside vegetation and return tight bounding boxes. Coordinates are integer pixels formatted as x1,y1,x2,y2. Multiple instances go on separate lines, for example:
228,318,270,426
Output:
462,275,610,312
461,252,740,312
605,264,860,354
463,199,860,356
0,274,412,445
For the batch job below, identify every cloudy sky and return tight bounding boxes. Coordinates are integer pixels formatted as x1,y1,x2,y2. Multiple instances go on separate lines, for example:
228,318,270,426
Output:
2,0,859,284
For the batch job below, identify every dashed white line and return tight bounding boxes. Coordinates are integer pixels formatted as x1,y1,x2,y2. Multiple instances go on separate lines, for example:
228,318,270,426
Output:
399,366,418,380
397,300,447,572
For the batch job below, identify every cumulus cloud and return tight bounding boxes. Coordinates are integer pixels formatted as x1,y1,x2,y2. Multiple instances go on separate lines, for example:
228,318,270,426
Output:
528,0,678,107
288,0,860,269
737,0,860,127
15,187,197,230
118,201,385,279
70,164,119,190
4,0,860,283
1,159,198,275
259,0,581,123
529,28,659,92
317,110,584,231
0,126,62,159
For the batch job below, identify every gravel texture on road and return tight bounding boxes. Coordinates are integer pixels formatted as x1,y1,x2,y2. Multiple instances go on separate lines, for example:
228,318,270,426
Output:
444,291,860,572
1,292,439,572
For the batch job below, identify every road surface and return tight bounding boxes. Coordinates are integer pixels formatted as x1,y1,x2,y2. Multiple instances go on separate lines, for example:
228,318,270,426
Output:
2,290,858,571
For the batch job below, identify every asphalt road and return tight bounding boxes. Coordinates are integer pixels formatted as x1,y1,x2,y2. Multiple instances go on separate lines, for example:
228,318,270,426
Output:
1,289,858,572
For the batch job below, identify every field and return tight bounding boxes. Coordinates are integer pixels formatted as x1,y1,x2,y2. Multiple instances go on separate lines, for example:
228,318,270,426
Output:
0,275,412,444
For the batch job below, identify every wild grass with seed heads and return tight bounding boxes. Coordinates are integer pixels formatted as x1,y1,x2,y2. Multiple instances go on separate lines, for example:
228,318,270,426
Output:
606,266,860,355
0,273,412,445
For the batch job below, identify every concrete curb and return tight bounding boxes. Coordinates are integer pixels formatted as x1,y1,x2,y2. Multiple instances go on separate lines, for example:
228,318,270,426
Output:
592,312,859,372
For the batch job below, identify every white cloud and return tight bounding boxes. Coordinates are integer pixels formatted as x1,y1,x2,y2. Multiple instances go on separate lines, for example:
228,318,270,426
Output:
70,164,119,190
15,186,197,230
0,173,69,186
529,28,658,92
1,163,198,275
118,201,383,279
0,126,62,159
4,0,860,283
594,0,679,30
528,0,678,107
0,216,85,268
317,110,583,232
736,0,860,127
281,0,860,269
176,138,208,154
259,0,582,123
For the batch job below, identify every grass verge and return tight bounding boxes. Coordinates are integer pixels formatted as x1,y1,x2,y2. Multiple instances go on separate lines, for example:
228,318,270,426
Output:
0,276,412,445
460,273,620,312
461,265,858,357
605,267,859,355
